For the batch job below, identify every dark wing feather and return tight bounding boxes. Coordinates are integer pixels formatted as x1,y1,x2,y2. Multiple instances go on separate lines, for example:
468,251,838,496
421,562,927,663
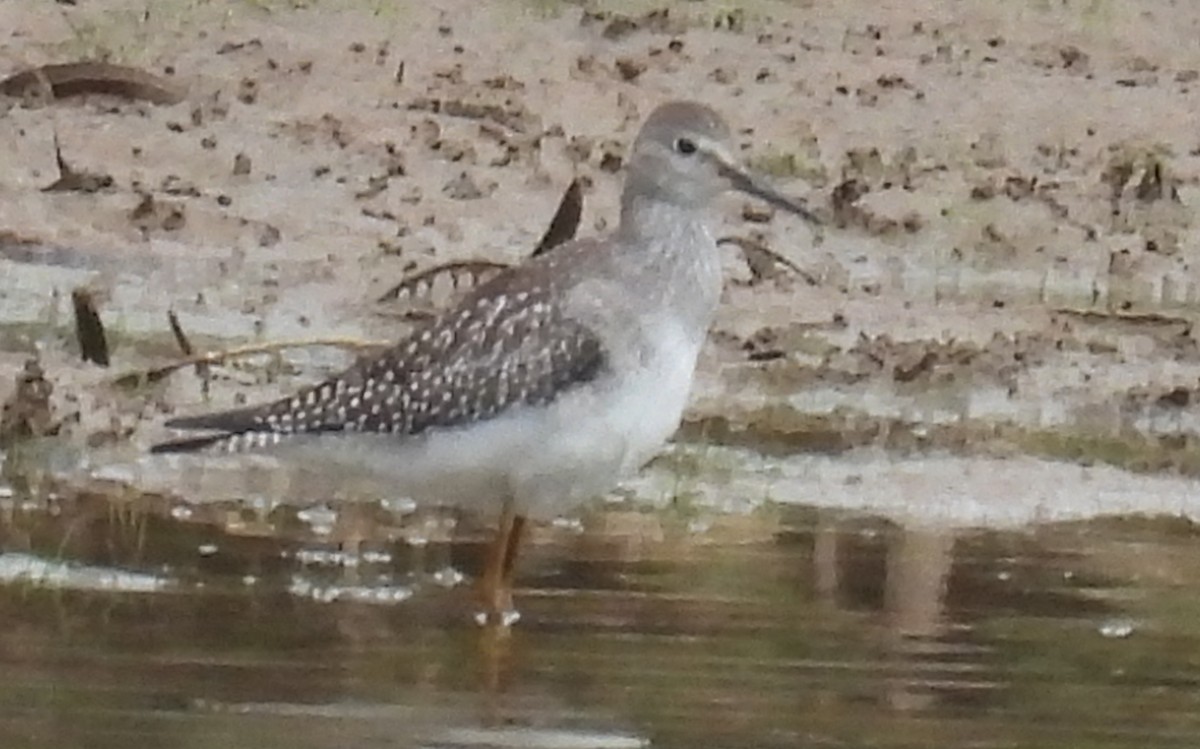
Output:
153,261,606,454
150,430,292,454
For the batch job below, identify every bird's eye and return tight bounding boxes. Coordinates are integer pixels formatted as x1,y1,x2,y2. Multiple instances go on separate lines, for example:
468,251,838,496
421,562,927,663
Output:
674,137,698,155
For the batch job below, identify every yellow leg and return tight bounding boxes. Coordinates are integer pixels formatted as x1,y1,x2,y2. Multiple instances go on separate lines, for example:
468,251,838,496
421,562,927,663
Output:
475,498,526,627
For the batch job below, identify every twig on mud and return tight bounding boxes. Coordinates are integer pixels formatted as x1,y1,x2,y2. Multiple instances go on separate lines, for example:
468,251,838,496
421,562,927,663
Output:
166,310,195,356
70,288,110,366
167,309,214,393
375,260,508,307
43,133,114,193
376,178,584,307
718,235,817,286
112,337,390,388
0,62,186,105
1052,307,1193,332
532,177,583,257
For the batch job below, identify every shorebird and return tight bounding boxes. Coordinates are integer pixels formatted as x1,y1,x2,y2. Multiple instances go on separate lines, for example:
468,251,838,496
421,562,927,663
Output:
152,101,820,625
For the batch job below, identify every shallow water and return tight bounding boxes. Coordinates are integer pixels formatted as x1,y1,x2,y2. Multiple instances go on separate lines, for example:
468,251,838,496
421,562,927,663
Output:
2,451,1200,749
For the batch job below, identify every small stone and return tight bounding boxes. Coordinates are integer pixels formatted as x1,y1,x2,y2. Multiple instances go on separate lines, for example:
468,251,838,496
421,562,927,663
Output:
615,57,646,81
257,223,281,247
443,172,492,200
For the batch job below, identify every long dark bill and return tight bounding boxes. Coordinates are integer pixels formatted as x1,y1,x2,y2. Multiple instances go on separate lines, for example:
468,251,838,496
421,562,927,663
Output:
719,162,821,227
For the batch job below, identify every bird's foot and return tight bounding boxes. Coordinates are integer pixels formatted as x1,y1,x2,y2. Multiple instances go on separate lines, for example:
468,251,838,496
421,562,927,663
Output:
474,574,520,627
473,606,522,628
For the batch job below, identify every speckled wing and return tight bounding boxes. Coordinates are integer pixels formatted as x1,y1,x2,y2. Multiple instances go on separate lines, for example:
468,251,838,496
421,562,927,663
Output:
151,267,606,454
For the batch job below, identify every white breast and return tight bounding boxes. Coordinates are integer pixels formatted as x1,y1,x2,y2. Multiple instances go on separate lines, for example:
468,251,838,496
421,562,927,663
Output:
502,317,703,517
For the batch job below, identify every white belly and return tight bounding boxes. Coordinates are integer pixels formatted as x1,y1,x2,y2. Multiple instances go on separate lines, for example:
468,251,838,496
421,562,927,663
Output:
234,322,703,519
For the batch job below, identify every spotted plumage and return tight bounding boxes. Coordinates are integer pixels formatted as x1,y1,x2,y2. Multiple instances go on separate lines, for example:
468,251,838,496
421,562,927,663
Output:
152,260,606,454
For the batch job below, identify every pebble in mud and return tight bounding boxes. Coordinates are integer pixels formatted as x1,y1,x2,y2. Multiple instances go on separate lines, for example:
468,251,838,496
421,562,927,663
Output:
615,58,646,82
442,171,493,200
128,193,186,233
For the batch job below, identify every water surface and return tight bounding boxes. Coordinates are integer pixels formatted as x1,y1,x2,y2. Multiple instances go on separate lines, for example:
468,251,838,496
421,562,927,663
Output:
2,453,1198,749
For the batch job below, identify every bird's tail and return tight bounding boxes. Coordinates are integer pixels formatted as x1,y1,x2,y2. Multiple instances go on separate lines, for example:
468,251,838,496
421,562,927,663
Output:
151,404,280,454
149,432,237,454
151,422,291,455
162,405,266,433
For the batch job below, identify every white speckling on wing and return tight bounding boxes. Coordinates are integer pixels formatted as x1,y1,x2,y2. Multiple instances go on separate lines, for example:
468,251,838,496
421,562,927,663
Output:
184,269,606,444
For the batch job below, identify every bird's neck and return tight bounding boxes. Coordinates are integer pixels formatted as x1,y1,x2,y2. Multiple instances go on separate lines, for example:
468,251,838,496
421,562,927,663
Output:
616,193,724,337
620,189,717,249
